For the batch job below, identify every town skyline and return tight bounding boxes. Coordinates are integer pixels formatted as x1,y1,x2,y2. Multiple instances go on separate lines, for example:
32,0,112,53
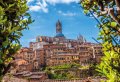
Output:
13,20,103,81
20,0,99,47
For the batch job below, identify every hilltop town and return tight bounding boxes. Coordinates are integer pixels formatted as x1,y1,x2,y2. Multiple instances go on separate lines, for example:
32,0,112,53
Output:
7,20,103,82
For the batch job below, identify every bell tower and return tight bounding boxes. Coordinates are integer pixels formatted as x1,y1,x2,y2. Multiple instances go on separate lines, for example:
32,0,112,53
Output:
56,20,62,33
55,20,65,38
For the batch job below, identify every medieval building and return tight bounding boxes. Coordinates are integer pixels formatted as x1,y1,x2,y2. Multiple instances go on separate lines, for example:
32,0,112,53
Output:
14,20,103,73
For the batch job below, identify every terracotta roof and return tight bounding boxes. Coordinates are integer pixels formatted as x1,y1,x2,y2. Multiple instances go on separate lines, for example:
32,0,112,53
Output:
23,72,32,77
29,75,43,79
14,71,29,75
31,72,46,75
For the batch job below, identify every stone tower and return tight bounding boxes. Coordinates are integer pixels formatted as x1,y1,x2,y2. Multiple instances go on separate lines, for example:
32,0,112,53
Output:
56,20,62,33
55,20,65,38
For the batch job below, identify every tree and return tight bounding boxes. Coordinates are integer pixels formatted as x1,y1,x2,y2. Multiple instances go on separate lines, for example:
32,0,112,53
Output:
0,0,33,80
80,0,120,81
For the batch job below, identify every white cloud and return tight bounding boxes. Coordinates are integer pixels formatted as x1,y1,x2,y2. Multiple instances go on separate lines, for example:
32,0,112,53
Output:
28,0,79,5
29,0,48,13
36,0,48,13
58,10,77,16
29,5,41,11
28,0,79,13
46,0,79,5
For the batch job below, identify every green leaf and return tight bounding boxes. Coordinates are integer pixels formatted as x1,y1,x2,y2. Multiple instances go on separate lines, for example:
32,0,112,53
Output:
83,10,89,14
111,22,117,27
8,4,15,8
0,59,3,64
11,26,20,32
2,39,9,47
0,17,7,24
24,13,30,16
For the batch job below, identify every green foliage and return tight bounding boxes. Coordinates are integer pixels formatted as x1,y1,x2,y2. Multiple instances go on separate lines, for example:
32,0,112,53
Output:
45,63,98,79
80,0,120,81
46,70,76,80
50,63,81,70
45,63,82,79
96,50,120,81
52,64,71,70
0,0,33,80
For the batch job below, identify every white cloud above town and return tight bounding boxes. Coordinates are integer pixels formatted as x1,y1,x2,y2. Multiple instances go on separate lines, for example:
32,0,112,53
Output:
28,0,48,13
27,0,79,13
46,0,79,5
58,10,77,16
29,5,41,12
36,0,48,13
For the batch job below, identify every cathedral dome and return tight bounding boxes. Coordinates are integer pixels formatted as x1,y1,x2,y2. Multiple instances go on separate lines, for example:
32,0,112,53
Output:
56,33,65,37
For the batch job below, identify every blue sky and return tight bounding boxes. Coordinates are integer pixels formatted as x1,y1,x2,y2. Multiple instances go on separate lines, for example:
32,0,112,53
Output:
20,0,99,47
